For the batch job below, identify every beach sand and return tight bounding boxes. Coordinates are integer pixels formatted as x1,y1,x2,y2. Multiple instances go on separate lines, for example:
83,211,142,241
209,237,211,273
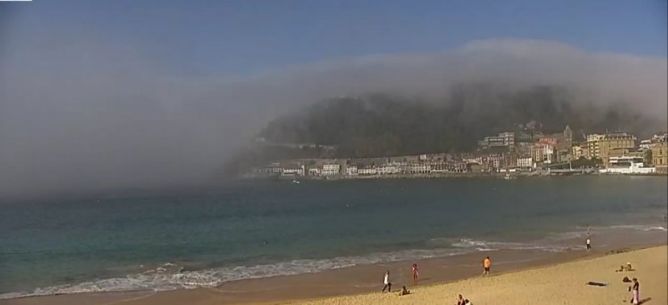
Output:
291,246,667,305
2,245,665,305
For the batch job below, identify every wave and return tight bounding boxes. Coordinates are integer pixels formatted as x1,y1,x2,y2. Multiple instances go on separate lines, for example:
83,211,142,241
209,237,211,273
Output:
2,223,664,300
569,224,668,234
0,249,463,299
605,225,667,232
0,241,549,300
445,238,571,253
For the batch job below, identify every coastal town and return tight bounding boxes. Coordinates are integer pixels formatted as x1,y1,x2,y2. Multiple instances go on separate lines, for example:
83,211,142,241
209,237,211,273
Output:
245,125,668,180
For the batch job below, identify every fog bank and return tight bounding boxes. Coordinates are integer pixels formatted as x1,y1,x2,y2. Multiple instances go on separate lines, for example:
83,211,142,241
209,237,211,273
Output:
1,38,666,198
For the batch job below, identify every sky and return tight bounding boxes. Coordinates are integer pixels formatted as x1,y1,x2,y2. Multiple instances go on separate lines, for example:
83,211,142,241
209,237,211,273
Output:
0,0,666,199
2,0,666,75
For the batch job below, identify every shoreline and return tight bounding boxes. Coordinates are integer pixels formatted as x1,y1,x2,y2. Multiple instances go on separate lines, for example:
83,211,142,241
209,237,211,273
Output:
248,171,668,182
3,237,665,305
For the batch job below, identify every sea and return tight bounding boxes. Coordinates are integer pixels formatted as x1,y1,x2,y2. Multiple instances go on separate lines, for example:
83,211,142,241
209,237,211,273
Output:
1,175,666,299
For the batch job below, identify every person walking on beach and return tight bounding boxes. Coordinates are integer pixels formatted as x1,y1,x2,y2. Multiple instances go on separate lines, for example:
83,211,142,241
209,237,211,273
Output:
482,256,492,276
586,236,591,251
630,278,640,304
382,270,392,292
411,263,419,284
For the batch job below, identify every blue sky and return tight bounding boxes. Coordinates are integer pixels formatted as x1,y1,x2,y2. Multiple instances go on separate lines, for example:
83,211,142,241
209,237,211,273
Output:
2,0,666,76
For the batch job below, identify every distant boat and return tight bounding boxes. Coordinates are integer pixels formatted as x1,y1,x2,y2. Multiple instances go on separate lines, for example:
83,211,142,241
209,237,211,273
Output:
291,179,301,184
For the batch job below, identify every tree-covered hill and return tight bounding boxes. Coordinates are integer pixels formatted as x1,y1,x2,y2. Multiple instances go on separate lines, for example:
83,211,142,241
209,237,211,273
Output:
259,85,660,158
220,84,664,176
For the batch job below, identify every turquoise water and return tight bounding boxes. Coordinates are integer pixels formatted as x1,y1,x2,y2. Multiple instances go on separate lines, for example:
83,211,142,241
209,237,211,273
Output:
1,176,666,298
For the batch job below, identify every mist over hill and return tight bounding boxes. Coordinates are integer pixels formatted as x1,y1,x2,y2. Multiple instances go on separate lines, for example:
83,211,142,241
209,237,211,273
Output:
222,84,665,173
3,38,666,197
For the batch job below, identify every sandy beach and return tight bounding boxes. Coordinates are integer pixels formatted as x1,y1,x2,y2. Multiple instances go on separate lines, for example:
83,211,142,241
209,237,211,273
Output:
3,245,665,305
291,246,667,305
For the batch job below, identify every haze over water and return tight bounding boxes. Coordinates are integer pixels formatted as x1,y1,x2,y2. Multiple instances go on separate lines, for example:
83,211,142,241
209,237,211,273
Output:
1,176,666,299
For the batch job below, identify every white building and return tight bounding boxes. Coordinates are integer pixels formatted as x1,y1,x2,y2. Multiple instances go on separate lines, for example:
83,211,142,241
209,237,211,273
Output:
282,165,305,176
516,157,533,168
599,156,655,174
345,166,358,176
404,163,430,174
377,165,401,175
358,167,378,175
321,164,341,176
429,162,448,173
308,168,321,176
532,143,555,164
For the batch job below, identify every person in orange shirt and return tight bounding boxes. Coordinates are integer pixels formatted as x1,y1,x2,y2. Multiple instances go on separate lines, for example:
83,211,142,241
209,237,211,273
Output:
482,256,492,276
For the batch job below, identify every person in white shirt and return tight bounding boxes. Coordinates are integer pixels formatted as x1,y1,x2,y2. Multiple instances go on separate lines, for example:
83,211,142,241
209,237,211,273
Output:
586,236,591,251
382,270,392,292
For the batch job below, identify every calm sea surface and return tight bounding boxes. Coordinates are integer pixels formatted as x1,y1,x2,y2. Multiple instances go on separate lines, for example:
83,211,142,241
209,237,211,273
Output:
1,176,666,298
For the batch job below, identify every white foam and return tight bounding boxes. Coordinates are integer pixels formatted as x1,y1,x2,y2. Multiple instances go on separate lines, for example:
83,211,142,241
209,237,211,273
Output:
606,225,668,232
0,248,468,300
449,238,570,253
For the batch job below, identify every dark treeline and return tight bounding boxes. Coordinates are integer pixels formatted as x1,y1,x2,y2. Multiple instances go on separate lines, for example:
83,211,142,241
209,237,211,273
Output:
259,84,660,158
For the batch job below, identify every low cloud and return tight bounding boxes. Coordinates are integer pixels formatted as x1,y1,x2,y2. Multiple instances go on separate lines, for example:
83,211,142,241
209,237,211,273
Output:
0,37,666,199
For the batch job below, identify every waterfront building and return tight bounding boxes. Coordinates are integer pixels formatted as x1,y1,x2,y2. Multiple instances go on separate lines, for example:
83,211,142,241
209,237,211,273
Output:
429,162,448,173
651,141,668,174
599,156,655,174
282,165,305,176
377,165,401,175
572,145,583,160
404,163,431,174
358,167,378,176
586,134,605,159
516,157,533,169
345,166,358,176
249,164,283,177
321,164,341,176
532,142,555,164
450,161,468,173
587,133,636,167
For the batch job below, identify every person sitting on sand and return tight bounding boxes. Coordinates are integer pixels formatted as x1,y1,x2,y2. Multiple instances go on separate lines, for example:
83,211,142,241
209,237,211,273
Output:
411,263,419,283
398,285,410,296
616,262,635,272
482,256,492,276
382,271,392,292
456,294,473,305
